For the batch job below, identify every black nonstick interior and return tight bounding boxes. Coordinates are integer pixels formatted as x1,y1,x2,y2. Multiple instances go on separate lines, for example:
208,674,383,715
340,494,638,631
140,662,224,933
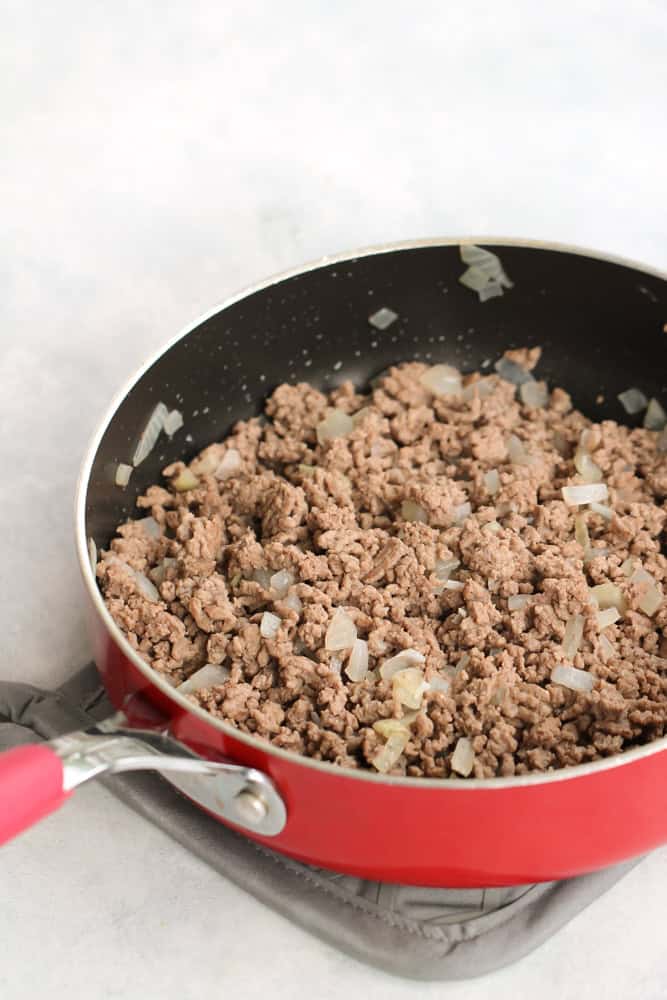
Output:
85,242,666,550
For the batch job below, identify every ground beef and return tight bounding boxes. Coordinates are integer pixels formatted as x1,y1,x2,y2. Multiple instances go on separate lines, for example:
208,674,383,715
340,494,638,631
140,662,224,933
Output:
97,350,667,779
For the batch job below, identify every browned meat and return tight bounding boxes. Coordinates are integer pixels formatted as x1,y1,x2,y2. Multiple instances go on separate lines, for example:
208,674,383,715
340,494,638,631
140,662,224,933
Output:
97,349,667,778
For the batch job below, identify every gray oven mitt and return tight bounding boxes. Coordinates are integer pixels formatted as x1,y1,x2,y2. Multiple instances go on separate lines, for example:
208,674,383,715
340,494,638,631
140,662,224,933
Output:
0,663,640,982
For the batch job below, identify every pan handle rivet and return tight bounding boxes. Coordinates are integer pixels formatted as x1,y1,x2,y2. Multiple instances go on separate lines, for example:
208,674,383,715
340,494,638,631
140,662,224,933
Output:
234,787,269,825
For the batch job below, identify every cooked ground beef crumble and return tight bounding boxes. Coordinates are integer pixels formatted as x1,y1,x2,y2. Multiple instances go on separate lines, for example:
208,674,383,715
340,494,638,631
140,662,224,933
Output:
97,348,667,778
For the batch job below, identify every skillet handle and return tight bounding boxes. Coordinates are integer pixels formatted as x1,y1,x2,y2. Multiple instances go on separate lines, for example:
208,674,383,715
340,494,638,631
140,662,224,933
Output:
0,726,287,847
0,745,70,846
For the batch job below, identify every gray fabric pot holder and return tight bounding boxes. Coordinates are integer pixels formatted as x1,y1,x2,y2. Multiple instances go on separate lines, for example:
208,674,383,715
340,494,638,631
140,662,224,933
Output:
0,663,641,982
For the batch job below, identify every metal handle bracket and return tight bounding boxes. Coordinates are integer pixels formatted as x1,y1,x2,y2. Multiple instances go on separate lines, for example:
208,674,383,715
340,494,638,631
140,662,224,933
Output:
50,723,287,837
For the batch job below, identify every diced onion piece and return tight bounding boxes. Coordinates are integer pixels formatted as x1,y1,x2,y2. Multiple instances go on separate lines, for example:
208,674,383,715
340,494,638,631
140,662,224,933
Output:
163,409,184,436
494,357,534,386
598,607,620,629
325,608,357,651
178,664,230,694
346,639,369,682
401,500,428,523
150,556,177,586
550,664,594,693
107,555,160,602
599,634,616,661
270,569,295,599
618,388,648,415
124,565,157,601
215,448,242,480
574,448,603,483
658,427,667,453
562,614,585,660
133,402,168,466
379,648,426,681
574,513,590,552
453,502,472,525
368,306,398,330
87,537,97,573
456,653,471,673
460,271,505,301
450,737,475,777
630,566,654,587
172,468,200,492
419,364,462,397
442,579,464,591
260,612,281,639
373,717,412,739
621,557,638,577
589,501,613,521
136,516,160,538
115,463,133,487
371,730,409,773
283,592,303,616
482,520,501,534
507,434,535,466
562,483,608,506
435,558,460,580
630,567,663,616
251,567,272,589
478,281,504,302
584,547,609,564
429,675,451,693
392,668,429,709
460,245,513,293
490,684,507,706
297,463,316,477
316,408,354,444
484,468,500,495
643,398,667,430
590,582,626,614
460,244,509,276
192,450,220,475
508,594,530,611
459,265,493,292
461,378,494,401
519,380,549,408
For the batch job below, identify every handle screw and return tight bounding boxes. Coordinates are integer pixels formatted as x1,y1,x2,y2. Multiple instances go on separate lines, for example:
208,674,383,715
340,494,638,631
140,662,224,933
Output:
234,787,268,825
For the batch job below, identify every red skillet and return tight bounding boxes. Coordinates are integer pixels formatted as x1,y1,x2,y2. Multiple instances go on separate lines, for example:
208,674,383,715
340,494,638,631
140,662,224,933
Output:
1,238,666,887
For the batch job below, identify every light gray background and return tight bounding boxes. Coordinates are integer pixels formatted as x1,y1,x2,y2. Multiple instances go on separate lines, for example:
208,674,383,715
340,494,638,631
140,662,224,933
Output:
2,2,666,997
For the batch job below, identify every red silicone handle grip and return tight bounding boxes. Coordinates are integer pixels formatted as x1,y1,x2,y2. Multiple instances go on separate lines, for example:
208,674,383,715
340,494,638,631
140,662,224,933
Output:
0,744,70,846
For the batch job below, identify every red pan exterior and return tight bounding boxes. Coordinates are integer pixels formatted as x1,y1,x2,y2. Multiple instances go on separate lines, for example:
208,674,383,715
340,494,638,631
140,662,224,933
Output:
91,604,667,887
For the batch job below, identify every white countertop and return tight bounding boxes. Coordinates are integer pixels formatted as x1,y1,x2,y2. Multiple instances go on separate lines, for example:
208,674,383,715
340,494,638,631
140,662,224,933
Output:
2,2,666,997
